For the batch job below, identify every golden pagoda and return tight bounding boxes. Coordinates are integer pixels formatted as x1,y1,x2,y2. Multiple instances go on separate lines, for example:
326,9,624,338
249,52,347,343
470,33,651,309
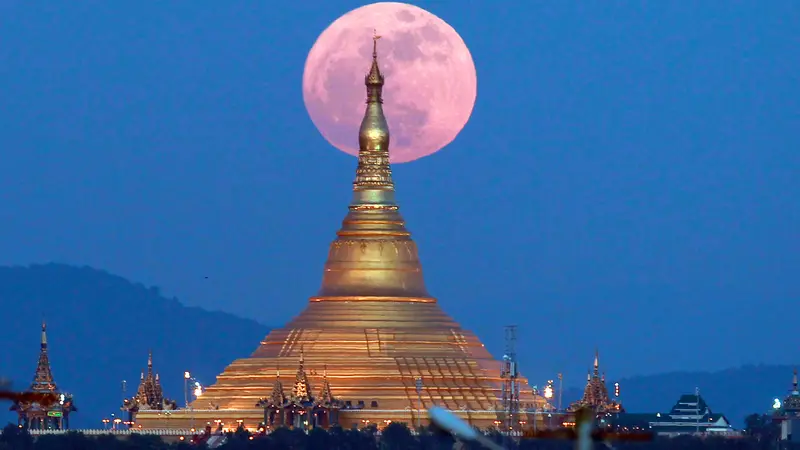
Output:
567,350,623,415
134,33,546,431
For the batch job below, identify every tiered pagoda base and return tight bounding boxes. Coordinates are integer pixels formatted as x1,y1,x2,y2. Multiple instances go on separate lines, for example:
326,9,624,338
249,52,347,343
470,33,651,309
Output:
133,407,524,431
132,299,544,431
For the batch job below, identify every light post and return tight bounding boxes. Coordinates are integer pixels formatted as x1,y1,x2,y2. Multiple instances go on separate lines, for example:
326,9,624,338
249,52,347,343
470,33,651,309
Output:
181,374,203,431
532,386,538,434
102,418,110,429
121,380,128,428
544,380,554,429
184,371,190,408
557,373,563,412
184,371,191,431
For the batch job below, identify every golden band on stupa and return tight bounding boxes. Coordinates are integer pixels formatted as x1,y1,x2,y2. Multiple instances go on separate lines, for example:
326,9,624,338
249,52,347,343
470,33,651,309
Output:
132,35,546,431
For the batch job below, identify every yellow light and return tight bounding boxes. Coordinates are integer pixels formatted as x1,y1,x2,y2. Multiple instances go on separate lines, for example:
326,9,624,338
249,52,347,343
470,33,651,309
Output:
544,385,554,399
184,371,191,379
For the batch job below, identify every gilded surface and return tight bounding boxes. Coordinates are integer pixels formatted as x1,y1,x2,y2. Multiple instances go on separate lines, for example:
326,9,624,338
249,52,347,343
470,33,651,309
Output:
134,36,547,431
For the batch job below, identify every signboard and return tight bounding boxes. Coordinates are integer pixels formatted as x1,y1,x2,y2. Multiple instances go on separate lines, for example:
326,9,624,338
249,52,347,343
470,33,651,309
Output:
47,411,62,418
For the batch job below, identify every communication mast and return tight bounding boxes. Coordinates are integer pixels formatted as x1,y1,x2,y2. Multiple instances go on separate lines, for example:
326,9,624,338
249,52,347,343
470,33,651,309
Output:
500,325,520,431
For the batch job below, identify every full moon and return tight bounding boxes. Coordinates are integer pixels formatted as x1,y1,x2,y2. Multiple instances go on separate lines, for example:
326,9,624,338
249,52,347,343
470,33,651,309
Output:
303,2,477,163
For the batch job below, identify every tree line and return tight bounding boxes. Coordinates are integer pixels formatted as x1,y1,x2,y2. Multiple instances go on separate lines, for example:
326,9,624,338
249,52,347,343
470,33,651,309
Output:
0,415,796,450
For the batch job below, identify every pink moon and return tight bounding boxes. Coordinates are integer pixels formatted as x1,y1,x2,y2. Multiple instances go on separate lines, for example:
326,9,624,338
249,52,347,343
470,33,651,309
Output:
302,2,477,164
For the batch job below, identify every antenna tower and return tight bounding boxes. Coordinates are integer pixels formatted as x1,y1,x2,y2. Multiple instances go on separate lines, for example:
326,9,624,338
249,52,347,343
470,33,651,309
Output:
500,325,520,432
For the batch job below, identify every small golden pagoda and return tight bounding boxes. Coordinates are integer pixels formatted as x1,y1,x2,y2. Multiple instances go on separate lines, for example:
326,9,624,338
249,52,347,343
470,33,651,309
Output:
563,350,623,426
122,351,178,423
134,33,546,431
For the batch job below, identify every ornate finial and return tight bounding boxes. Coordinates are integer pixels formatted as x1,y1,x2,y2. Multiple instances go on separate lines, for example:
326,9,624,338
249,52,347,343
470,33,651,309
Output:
593,349,600,376
793,368,798,390
276,365,281,379
372,29,381,58
148,350,153,368
353,32,394,196
41,320,47,347
323,364,328,377
299,346,304,364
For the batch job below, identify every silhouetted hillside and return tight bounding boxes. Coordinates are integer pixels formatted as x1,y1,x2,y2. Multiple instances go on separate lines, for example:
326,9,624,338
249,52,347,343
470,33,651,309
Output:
0,264,269,428
561,365,796,427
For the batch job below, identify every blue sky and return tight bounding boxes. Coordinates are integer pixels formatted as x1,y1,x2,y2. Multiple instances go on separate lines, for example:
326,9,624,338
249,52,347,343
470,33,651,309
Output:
0,0,797,387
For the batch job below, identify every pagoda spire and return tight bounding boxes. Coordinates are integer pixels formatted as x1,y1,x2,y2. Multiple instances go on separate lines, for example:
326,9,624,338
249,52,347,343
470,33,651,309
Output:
314,31,432,301
354,29,394,197
31,321,57,392
793,368,798,393
268,366,286,407
291,348,311,403
318,364,334,405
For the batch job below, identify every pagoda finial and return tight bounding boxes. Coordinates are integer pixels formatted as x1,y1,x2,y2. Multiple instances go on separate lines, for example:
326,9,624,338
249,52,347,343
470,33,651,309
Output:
41,320,47,348
593,349,600,376
353,30,393,194
276,364,281,379
372,29,380,58
793,368,798,391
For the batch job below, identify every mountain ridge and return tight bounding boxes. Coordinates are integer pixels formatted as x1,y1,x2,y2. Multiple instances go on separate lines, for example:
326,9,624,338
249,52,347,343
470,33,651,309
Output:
0,263,791,429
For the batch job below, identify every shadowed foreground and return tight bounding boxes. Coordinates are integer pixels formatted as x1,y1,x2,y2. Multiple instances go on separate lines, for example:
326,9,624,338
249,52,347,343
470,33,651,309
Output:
0,421,791,450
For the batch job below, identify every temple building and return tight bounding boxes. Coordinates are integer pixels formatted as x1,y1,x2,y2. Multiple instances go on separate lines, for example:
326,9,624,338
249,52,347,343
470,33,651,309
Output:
133,34,547,431
256,351,342,430
775,368,800,418
10,322,77,430
609,392,736,437
121,351,178,423
566,350,624,420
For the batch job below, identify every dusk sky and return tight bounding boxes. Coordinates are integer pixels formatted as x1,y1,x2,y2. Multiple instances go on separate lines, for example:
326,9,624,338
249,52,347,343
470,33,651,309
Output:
0,0,797,387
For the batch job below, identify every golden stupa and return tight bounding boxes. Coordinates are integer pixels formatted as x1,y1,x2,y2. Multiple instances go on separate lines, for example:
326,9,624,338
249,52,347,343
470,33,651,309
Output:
134,35,545,431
